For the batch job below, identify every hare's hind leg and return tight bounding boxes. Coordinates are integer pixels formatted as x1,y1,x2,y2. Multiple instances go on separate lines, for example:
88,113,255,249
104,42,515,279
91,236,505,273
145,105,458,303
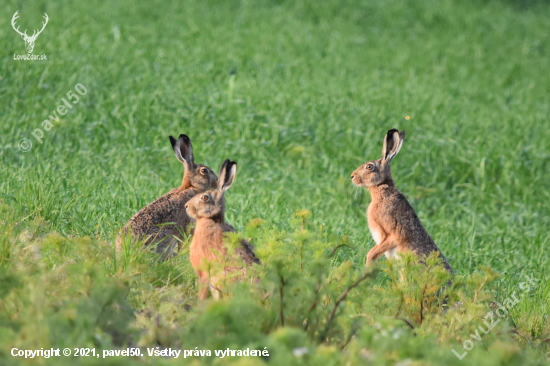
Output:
210,283,223,300
155,235,180,260
209,274,224,300
196,270,210,300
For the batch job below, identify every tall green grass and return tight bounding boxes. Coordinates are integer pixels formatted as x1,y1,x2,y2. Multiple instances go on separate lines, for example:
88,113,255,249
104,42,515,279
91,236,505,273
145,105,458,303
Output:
1,0,550,364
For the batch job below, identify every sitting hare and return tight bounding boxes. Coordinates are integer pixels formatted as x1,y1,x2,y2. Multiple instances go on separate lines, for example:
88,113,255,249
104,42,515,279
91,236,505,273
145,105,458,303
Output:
185,159,261,300
117,134,218,259
351,129,453,273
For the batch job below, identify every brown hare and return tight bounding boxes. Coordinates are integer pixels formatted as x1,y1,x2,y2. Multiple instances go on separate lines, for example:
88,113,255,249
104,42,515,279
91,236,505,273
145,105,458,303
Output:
185,159,261,300
116,134,218,259
351,129,453,274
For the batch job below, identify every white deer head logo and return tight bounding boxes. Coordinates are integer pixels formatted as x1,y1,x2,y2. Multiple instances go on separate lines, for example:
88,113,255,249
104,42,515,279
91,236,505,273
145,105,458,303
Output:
11,11,49,54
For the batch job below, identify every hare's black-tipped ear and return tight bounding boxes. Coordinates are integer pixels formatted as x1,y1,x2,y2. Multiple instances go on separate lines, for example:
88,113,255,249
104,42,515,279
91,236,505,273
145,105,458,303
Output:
217,159,237,192
179,134,194,165
399,130,406,144
381,129,404,166
170,136,185,164
169,136,184,164
170,134,194,166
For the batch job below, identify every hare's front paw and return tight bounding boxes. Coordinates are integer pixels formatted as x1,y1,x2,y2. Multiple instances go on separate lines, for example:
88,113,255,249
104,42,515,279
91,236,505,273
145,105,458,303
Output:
365,255,375,267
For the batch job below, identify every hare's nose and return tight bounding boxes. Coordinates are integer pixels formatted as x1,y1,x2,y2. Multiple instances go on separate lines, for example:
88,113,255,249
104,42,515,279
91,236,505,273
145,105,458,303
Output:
351,174,355,180
185,204,188,209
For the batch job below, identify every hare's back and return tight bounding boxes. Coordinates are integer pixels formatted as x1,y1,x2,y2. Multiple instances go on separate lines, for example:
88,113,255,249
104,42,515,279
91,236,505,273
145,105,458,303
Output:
236,240,262,265
378,188,453,273
125,189,193,236
386,190,439,251
221,224,262,266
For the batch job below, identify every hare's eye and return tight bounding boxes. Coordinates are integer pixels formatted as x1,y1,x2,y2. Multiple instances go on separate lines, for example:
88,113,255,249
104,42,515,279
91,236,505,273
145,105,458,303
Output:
366,164,374,171
200,195,209,202
201,168,208,174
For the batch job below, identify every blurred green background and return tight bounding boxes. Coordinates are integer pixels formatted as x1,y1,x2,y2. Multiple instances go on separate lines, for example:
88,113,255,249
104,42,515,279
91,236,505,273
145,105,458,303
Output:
1,0,550,363
2,0,549,276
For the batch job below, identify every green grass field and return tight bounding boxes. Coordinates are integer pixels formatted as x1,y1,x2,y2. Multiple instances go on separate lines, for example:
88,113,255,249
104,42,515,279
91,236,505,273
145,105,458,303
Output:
1,0,550,364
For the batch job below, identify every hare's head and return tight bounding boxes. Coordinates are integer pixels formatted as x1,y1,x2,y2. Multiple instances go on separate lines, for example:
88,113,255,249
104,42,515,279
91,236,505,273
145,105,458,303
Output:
170,134,218,191
185,159,236,222
351,129,405,188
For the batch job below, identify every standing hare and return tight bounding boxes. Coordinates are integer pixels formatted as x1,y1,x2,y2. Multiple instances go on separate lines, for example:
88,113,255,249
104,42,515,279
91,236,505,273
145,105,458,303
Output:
351,129,453,273
117,134,218,258
185,159,261,300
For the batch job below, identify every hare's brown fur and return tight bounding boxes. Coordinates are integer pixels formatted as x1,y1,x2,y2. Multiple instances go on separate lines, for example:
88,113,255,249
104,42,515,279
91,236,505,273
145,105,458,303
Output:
186,159,261,300
116,135,218,258
352,129,453,273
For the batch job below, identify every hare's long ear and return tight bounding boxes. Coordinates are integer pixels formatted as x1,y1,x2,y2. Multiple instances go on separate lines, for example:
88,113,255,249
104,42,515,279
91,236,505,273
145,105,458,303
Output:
170,134,194,167
217,159,237,192
381,129,405,167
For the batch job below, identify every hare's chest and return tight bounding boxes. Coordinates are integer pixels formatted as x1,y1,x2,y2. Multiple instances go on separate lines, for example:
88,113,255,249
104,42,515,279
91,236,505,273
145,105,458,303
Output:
367,203,384,245
189,225,226,269
367,219,398,258
368,225,383,245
